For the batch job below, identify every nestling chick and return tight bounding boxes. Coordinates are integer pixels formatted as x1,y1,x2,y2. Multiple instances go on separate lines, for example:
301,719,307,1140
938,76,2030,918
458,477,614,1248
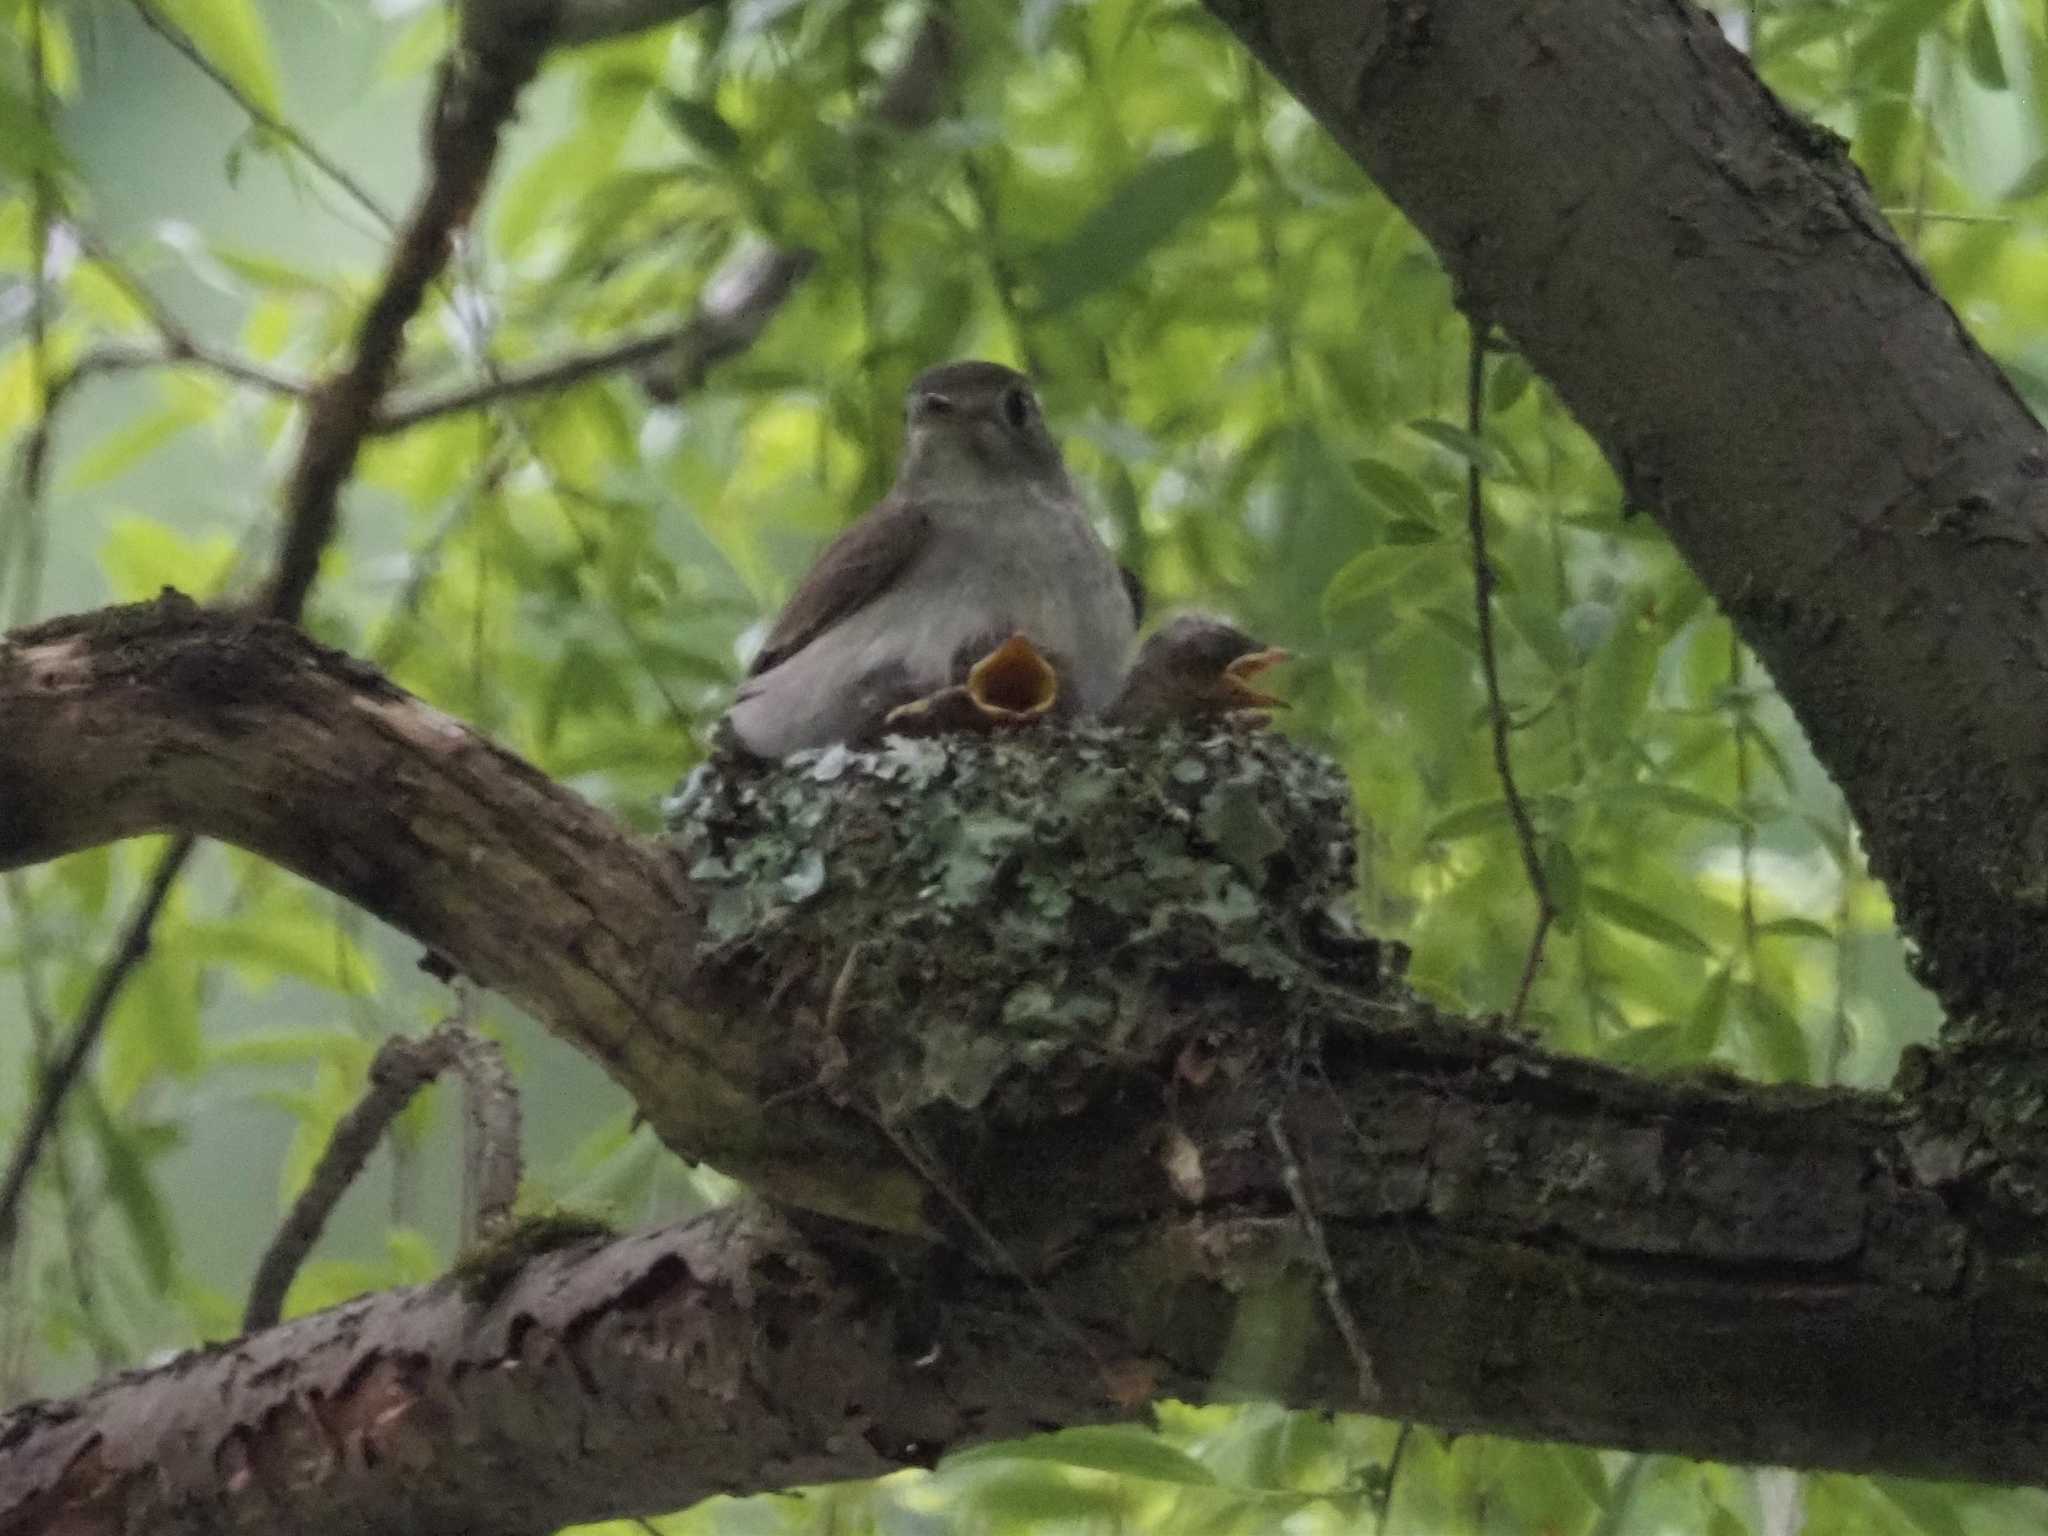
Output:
1109,615,1290,727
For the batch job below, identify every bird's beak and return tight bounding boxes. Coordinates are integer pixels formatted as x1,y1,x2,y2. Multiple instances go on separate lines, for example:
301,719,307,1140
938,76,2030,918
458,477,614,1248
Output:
966,634,1059,718
1222,648,1291,710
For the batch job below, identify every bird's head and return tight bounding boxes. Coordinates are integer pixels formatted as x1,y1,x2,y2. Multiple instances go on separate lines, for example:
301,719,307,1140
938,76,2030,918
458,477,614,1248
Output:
1113,614,1292,726
898,361,1068,493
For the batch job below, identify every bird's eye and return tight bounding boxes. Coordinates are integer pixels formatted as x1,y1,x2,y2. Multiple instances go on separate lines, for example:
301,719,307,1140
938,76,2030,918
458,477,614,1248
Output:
1001,387,1034,431
919,392,955,417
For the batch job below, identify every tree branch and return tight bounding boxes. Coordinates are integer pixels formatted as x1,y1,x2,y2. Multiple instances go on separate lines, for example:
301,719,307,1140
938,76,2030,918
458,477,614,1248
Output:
1199,0,2048,1209
261,11,557,622
6,596,2046,1492
3,1203,1164,1536
241,1017,518,1333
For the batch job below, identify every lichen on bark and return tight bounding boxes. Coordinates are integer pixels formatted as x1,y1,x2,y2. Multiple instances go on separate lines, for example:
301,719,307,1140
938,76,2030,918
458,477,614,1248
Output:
664,725,1400,1125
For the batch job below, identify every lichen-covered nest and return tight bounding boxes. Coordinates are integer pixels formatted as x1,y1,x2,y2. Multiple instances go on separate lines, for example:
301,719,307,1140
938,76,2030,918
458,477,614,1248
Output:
664,725,1399,1124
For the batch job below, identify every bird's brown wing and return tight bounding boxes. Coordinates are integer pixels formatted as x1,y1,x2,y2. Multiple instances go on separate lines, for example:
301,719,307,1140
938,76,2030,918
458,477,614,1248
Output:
743,496,931,681
1120,564,1146,626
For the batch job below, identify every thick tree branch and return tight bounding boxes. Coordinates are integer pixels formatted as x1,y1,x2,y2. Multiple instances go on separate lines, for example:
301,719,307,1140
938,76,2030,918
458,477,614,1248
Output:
1200,0,2048,1214
2,1204,1166,1536
1198,4,2039,1009
0,596,920,1228
6,597,2046,1496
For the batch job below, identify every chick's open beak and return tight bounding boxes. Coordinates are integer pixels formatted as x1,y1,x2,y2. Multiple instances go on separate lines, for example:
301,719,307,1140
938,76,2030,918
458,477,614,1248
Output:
1221,647,1291,710
965,633,1060,718
882,633,1059,738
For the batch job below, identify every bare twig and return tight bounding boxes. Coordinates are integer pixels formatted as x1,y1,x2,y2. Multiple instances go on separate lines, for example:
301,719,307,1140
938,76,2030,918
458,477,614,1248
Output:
634,245,819,405
128,0,398,233
2,0,59,625
1731,634,1760,968
1465,322,1555,1027
0,6,566,1281
13,343,308,509
1266,1110,1380,1406
1374,1421,1414,1536
0,836,191,1264
375,329,677,431
243,1015,521,1332
451,1001,523,1245
263,11,559,621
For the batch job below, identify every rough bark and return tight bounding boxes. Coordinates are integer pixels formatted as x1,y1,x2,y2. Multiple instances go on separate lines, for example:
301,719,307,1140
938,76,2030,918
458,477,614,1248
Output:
0,1205,1164,1536
0,594,920,1230
1199,1,2048,1077
7,598,2048,1516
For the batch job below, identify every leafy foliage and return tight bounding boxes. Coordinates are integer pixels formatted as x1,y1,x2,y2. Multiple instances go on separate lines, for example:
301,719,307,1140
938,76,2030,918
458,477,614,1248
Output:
0,0,2042,1529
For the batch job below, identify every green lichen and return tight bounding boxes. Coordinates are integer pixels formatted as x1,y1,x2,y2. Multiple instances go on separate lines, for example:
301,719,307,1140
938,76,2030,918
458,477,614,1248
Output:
449,1208,619,1305
665,725,1397,1124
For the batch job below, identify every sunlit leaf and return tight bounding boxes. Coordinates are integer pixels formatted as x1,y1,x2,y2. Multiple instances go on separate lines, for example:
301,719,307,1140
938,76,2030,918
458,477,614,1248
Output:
146,0,284,116
947,1426,1219,1485
1584,882,1715,956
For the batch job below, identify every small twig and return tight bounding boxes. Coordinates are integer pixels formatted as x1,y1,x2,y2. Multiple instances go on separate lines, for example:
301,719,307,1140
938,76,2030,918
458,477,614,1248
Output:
868,1112,1107,1369
1730,635,1760,972
450,993,522,1245
3,0,58,625
634,244,819,405
263,11,559,622
1265,1110,1379,1406
1465,321,1555,1027
377,322,705,433
0,836,192,1265
0,0,693,1279
1374,1421,1414,1536
14,342,307,501
128,0,397,233
242,1014,520,1332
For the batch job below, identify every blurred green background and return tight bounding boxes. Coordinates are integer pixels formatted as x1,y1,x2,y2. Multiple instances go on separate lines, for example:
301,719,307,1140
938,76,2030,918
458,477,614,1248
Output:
0,0,2038,1531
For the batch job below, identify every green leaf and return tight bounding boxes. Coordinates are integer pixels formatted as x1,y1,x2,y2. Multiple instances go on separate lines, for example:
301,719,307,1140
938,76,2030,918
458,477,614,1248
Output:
64,400,214,494
2002,155,2048,203
1582,603,1660,758
1543,838,1583,926
0,79,72,179
80,1089,177,1294
182,915,380,992
1499,591,1575,673
1584,882,1715,956
1033,141,1238,312
1849,0,1957,76
1487,353,1535,413
147,0,283,116
947,1426,1219,1485
1874,1478,1974,1536
1405,418,1514,479
1600,782,1748,827
1322,542,1460,617
1598,1021,1695,1070
1757,916,1837,943
1961,1,2006,88
658,94,741,161
1350,457,1439,526
1423,793,1570,843
1741,981,1813,1082
1681,967,1735,1058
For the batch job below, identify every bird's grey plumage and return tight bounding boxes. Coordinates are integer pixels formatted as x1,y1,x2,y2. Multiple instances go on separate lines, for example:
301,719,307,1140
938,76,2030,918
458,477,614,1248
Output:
727,361,1137,756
